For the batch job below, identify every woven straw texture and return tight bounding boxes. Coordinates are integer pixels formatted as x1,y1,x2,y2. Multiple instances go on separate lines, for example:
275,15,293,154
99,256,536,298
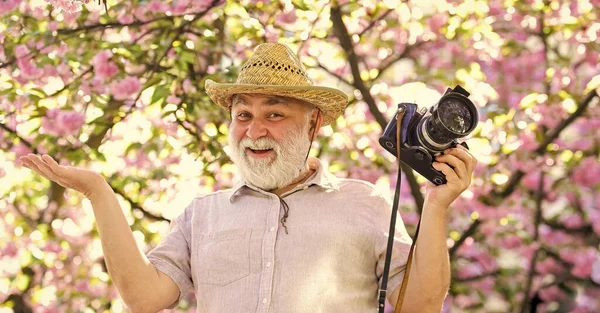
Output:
205,43,348,126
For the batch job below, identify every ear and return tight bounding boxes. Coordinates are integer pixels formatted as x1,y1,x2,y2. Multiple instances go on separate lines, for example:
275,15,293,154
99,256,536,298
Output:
308,109,323,141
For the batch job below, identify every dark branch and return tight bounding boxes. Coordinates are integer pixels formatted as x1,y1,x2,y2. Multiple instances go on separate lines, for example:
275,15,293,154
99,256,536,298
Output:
358,9,395,37
0,122,39,154
519,172,545,313
110,184,170,222
330,5,425,212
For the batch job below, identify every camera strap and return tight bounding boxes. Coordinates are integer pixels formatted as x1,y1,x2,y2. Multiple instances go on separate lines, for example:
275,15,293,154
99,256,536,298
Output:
378,107,422,313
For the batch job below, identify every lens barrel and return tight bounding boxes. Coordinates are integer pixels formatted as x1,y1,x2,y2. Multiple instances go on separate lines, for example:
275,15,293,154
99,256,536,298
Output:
417,92,478,152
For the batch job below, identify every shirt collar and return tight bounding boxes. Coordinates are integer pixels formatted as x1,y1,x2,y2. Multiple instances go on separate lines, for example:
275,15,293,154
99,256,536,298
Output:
228,157,340,201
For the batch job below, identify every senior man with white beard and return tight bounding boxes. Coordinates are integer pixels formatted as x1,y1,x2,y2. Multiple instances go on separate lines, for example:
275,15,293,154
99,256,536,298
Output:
20,43,477,313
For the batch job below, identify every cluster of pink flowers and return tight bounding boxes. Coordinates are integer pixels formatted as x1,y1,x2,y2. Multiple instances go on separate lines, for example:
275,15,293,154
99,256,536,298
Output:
110,76,141,101
0,0,22,15
15,44,43,80
41,108,86,137
45,0,87,13
91,50,119,81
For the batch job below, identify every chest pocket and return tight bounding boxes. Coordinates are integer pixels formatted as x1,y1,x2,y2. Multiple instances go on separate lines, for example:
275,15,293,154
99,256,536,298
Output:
195,228,251,286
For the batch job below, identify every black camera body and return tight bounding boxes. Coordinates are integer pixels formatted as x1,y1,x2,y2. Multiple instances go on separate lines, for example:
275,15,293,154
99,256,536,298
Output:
379,85,478,185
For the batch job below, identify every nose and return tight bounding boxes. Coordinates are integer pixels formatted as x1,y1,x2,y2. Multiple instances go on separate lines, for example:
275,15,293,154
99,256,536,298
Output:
246,119,268,140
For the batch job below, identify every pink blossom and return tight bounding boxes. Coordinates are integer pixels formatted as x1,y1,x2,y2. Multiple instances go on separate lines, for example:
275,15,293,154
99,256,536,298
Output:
589,209,600,235
191,0,218,12
12,143,32,163
264,25,281,46
560,248,597,278
1,242,19,258
539,286,566,302
539,225,572,245
182,79,197,93
429,13,448,34
91,50,119,81
522,171,552,191
117,13,134,24
276,9,297,25
572,157,600,188
111,76,142,101
45,0,83,13
172,3,188,15
454,294,477,308
562,214,583,228
537,257,563,275
498,234,522,249
167,95,181,105
147,1,168,12
41,109,86,136
586,256,600,285
0,0,21,15
17,58,43,80
0,168,5,179
572,293,598,313
15,44,30,58
125,149,153,168
570,138,593,150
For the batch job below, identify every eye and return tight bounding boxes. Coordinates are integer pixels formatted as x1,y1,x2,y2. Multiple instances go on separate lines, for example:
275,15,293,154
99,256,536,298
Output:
268,112,284,119
236,112,251,121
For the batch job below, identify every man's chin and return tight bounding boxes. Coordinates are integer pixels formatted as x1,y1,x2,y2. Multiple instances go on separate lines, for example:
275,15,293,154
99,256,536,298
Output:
244,155,276,166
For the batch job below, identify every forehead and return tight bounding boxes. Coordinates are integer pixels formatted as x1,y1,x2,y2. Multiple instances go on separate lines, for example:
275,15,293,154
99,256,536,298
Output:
231,94,312,109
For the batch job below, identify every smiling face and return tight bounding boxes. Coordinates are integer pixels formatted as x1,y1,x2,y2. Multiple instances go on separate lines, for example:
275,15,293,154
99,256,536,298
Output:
227,93,319,190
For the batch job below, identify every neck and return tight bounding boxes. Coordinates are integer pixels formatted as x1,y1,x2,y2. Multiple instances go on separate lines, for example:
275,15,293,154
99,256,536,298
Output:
272,163,313,197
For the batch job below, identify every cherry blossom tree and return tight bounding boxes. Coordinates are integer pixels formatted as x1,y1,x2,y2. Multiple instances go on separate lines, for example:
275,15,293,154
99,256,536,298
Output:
1,0,599,312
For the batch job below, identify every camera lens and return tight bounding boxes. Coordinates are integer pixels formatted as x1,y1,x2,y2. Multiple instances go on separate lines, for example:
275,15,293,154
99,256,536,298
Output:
438,98,473,134
416,93,478,152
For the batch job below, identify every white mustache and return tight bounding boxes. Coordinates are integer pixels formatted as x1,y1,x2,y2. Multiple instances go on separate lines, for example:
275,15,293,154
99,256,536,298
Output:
240,138,277,150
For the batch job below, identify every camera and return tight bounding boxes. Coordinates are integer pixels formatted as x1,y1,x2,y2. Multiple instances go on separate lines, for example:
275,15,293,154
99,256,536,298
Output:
379,85,478,185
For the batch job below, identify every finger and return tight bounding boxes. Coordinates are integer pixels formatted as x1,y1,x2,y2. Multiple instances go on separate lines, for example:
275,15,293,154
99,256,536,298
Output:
21,155,55,181
432,162,459,183
445,148,477,174
28,154,61,181
19,157,31,168
435,153,467,180
41,154,63,175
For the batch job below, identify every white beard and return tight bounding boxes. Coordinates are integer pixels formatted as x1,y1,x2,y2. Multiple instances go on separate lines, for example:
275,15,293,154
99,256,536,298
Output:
228,122,312,191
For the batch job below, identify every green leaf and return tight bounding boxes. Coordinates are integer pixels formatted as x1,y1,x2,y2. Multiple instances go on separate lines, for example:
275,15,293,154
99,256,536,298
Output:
151,85,170,107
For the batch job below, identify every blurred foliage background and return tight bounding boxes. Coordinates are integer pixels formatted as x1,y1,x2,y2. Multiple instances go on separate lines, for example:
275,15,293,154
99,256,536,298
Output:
1,0,599,312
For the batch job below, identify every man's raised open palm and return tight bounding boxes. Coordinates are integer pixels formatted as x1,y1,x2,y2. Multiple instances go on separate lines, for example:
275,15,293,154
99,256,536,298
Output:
20,154,106,200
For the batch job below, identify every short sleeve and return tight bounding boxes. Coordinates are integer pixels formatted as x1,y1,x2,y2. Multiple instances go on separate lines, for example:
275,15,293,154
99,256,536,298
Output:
146,207,194,309
373,194,413,301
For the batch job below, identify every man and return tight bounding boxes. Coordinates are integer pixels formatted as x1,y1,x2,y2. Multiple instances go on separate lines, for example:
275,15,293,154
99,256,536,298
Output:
20,43,477,313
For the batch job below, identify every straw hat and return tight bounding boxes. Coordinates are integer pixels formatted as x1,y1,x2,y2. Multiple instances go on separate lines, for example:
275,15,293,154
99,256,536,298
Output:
205,43,348,126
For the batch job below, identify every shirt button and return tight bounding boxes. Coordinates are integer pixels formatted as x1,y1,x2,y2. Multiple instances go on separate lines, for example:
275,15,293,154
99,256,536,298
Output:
262,298,268,304
269,227,275,232
266,261,272,268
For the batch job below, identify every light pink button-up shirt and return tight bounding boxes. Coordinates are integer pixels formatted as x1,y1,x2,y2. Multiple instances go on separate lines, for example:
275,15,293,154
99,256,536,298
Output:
147,157,412,313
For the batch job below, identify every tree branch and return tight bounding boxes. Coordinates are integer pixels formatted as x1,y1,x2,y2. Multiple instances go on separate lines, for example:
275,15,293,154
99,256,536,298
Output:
358,9,394,37
330,5,425,211
519,172,545,313
330,6,387,127
0,122,39,154
451,88,598,261
493,89,598,200
110,183,170,222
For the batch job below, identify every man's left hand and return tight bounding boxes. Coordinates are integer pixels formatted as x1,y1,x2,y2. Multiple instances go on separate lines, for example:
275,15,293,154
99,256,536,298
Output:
425,144,478,209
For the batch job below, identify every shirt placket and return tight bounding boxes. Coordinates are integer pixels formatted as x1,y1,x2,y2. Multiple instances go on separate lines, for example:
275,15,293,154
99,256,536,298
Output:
256,195,280,313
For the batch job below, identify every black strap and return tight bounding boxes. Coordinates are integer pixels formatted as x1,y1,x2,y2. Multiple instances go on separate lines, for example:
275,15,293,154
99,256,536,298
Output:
378,107,421,313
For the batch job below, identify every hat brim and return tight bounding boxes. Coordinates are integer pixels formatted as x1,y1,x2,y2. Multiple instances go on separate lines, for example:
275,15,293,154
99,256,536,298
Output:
205,79,348,126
